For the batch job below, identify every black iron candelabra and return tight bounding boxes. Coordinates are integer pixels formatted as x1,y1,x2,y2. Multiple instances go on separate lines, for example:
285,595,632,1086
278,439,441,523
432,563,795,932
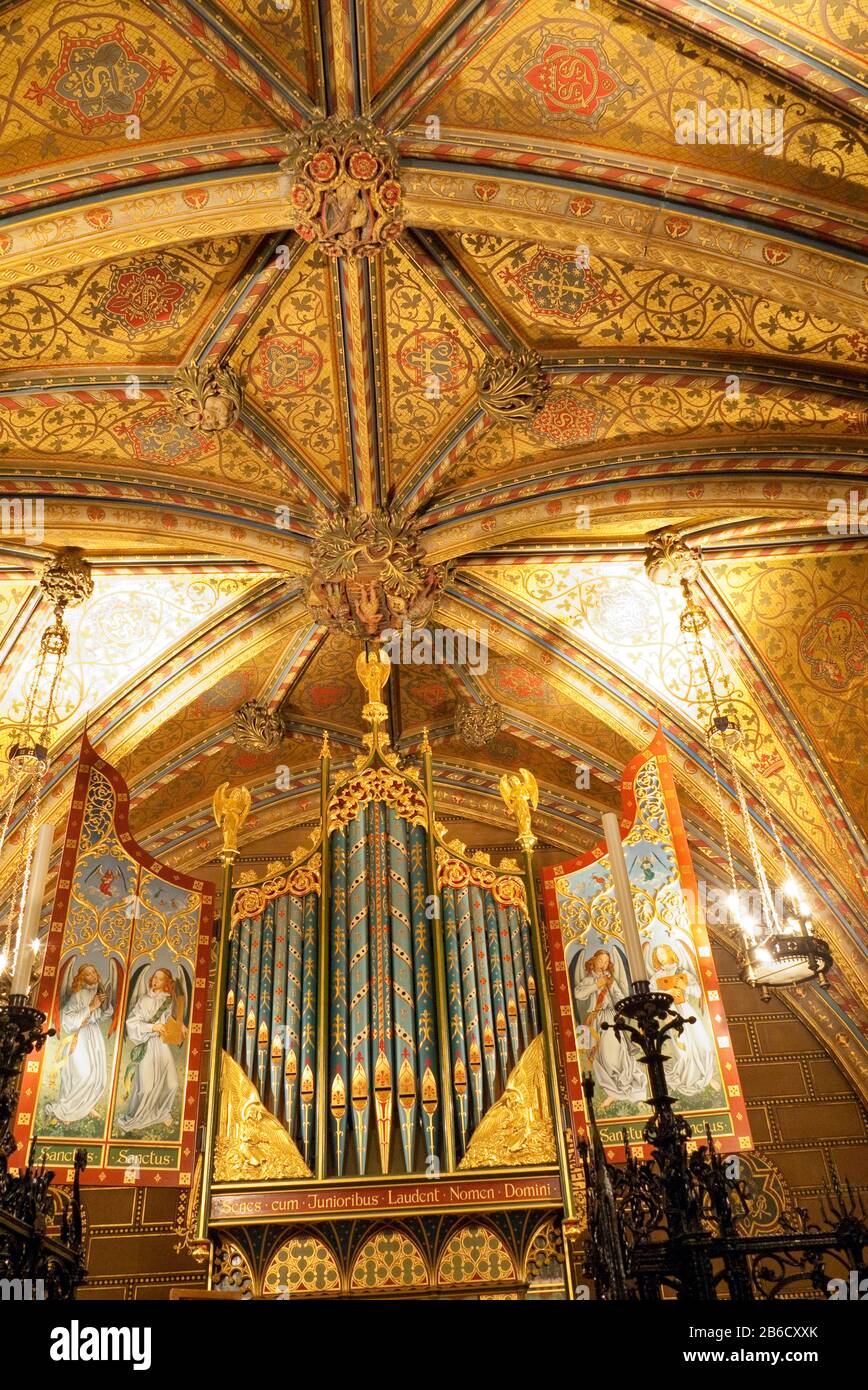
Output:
579,980,868,1301
0,992,87,1299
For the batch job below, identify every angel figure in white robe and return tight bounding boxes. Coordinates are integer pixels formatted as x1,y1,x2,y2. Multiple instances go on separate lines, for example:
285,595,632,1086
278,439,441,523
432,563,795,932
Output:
573,947,648,1110
47,960,120,1125
116,965,189,1134
649,942,716,1097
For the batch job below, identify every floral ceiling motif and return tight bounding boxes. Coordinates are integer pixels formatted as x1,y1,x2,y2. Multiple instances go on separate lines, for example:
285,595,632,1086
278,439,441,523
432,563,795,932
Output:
0,0,272,191
0,237,258,369
413,0,867,209
446,234,867,364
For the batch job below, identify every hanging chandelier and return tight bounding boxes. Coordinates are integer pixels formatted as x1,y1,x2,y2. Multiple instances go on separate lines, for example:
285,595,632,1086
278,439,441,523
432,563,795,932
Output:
0,549,93,997
645,531,832,995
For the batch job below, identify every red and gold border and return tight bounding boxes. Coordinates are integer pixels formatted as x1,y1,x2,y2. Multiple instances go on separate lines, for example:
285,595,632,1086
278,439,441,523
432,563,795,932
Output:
541,728,752,1162
12,733,215,1188
210,1171,561,1225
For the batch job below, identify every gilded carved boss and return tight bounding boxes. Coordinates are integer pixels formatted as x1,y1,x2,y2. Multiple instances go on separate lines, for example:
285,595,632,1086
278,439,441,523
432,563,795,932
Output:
282,117,403,259
475,350,550,423
171,361,242,434
305,506,447,640
233,699,285,752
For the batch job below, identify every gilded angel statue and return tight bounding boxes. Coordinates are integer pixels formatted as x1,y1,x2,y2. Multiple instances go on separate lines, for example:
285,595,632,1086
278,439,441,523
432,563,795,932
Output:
355,648,391,704
497,767,539,839
499,767,539,843
212,782,252,854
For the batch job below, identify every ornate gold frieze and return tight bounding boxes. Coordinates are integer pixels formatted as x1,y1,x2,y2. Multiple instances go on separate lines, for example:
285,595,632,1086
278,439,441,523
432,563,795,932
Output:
329,767,428,833
282,117,403,259
231,855,322,925
458,1036,556,1170
214,1052,311,1182
435,845,528,912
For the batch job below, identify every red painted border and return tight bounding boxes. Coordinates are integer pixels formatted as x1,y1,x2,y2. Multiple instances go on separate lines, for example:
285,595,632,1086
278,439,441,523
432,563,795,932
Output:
541,729,752,1162
13,734,215,1188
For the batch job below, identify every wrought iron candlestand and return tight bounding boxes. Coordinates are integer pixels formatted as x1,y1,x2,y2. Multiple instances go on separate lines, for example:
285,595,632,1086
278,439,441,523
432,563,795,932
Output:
580,980,868,1301
0,992,87,1298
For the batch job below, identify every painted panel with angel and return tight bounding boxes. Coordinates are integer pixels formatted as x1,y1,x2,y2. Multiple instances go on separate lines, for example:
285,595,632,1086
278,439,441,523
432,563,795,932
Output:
15,736,214,1186
542,733,751,1158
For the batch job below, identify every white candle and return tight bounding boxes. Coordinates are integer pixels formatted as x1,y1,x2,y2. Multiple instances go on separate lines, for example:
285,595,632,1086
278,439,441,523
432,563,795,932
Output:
11,822,52,996
602,812,647,986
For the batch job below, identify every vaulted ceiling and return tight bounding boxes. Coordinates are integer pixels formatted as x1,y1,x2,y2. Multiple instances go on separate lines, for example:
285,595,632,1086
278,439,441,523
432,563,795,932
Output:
0,0,865,1088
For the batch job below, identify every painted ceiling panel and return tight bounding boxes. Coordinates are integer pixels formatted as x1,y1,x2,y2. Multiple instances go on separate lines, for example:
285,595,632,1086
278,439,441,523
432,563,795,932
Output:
0,569,259,756
0,0,274,188
414,0,867,211
363,0,460,94
738,0,867,64
443,373,866,488
707,549,868,826
470,559,858,894
283,629,365,734
114,624,297,801
443,233,868,366
230,245,351,498
211,0,320,100
0,393,288,496
378,240,485,494
0,237,259,370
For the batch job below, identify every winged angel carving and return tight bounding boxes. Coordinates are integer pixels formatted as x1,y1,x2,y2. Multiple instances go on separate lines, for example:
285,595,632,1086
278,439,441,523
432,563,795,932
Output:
213,782,252,855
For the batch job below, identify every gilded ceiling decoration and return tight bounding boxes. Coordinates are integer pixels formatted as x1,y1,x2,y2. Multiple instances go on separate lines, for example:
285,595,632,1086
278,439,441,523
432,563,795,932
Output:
707,551,868,827
229,241,350,494
283,117,404,257
0,237,259,371
0,0,865,1094
0,393,287,496
379,239,486,488
475,350,550,423
445,233,868,365
412,0,867,209
0,0,273,194
0,568,260,772
210,0,320,101
444,375,864,487
305,505,448,639
171,360,243,433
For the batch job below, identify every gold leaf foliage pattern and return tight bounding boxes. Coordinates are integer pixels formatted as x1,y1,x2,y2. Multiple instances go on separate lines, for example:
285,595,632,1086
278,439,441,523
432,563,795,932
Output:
448,234,868,365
